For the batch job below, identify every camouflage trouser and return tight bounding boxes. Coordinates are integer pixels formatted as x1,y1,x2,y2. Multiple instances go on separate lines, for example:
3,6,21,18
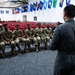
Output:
15,37,26,44
0,41,15,51
34,36,41,45
26,36,41,46
0,42,5,51
41,35,50,43
10,41,15,50
15,37,26,50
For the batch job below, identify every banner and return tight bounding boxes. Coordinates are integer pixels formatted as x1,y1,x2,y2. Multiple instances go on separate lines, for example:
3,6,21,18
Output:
36,2,40,11
44,0,47,10
48,0,53,9
22,6,26,13
16,8,20,13
53,0,58,8
21,5,28,12
66,0,70,6
33,3,36,11
39,1,44,10
12,9,18,14
59,0,64,8
30,4,33,12
25,5,28,12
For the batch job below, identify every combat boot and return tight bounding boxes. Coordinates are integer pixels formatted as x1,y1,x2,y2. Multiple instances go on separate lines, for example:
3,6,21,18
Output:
35,45,39,53
38,44,41,51
2,53,6,58
45,43,49,50
11,50,16,55
26,47,30,53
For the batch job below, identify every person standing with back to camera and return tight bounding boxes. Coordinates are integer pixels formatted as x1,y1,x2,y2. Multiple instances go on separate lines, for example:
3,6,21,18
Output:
50,4,75,75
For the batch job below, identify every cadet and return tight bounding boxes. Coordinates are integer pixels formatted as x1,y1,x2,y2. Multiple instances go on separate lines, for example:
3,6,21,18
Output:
42,24,52,49
13,24,25,52
35,23,43,51
2,24,16,55
25,24,35,52
0,24,6,57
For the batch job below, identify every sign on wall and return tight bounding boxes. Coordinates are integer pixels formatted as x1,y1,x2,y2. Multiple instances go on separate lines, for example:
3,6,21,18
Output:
34,16,37,21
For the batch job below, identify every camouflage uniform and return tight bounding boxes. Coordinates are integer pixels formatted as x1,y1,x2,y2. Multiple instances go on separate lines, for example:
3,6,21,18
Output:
35,23,43,51
25,27,35,52
0,24,6,57
42,25,52,49
2,24,16,55
13,25,26,52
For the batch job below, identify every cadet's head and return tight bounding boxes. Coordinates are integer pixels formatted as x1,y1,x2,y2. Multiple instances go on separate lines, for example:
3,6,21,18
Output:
0,24,2,29
63,4,75,21
57,22,61,25
37,23,41,28
55,22,61,27
16,24,19,30
46,24,49,28
27,24,30,29
3,24,8,30
0,24,2,27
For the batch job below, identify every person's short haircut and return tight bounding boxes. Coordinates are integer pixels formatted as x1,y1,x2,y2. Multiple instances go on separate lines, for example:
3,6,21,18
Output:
37,23,41,26
0,24,2,27
3,24,7,26
27,24,30,26
16,24,19,27
64,4,75,18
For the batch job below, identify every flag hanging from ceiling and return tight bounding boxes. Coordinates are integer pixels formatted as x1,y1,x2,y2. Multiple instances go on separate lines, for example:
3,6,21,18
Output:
30,4,33,12
21,6,26,13
66,0,71,6
33,3,36,11
21,5,28,13
53,0,58,8
12,9,18,14
36,2,40,11
25,5,28,12
59,0,64,8
48,0,53,9
36,2,39,11
39,1,44,10
44,0,47,10
16,8,20,13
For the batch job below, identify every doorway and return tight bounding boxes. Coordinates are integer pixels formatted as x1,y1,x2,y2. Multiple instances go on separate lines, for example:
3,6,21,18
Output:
23,15,27,22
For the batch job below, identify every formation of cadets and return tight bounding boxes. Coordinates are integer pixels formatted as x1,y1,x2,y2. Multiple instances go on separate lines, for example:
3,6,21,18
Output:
0,23,54,58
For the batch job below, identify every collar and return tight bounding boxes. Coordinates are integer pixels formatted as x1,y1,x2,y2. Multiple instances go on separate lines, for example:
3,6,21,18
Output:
65,18,74,22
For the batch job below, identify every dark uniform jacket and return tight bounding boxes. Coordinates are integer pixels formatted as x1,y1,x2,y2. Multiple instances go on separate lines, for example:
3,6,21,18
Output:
50,18,75,75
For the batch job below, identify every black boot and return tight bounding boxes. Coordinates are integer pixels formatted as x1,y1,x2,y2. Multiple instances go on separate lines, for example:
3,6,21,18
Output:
35,45,39,53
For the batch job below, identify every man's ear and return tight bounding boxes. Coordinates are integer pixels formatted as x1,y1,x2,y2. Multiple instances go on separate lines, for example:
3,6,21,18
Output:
64,12,67,17
63,11,67,21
